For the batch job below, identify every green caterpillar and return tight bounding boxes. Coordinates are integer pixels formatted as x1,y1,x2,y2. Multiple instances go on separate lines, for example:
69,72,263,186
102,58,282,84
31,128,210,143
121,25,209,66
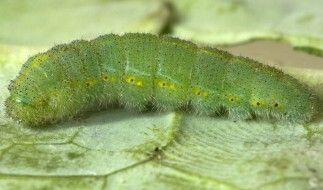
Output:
5,33,318,126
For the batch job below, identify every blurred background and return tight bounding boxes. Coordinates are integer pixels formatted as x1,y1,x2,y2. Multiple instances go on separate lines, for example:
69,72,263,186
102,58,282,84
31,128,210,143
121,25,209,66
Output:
1,0,322,80
0,1,322,190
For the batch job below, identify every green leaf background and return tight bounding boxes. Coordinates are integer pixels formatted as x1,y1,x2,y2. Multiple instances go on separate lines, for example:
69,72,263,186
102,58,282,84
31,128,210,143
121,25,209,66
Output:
0,0,322,189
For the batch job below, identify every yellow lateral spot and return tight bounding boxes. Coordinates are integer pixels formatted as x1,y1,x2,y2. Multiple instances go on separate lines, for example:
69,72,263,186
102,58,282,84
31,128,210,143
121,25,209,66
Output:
170,84,176,90
85,80,97,87
157,80,176,90
126,76,135,84
102,75,116,83
251,99,266,107
125,76,144,87
227,95,238,102
272,101,281,108
158,81,167,88
192,87,208,97
102,75,109,81
136,81,143,87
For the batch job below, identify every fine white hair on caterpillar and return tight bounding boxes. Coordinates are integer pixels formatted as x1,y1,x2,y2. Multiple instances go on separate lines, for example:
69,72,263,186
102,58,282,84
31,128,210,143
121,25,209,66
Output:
5,33,319,126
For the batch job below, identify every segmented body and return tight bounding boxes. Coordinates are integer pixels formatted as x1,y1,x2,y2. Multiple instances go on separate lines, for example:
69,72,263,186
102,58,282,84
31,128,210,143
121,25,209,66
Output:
6,33,318,126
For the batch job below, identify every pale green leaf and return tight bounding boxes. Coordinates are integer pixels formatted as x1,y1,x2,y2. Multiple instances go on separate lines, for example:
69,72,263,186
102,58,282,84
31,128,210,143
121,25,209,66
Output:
173,0,323,51
0,1,323,190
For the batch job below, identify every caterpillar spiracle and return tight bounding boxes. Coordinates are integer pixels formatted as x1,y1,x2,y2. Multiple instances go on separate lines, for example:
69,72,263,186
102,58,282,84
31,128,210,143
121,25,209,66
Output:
5,33,319,126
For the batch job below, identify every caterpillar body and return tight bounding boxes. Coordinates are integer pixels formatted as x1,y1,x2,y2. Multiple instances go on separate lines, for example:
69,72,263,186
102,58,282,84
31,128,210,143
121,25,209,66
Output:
5,33,318,126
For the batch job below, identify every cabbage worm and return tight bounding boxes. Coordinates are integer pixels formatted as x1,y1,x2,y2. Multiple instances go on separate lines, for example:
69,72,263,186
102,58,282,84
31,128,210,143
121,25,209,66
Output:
5,33,318,126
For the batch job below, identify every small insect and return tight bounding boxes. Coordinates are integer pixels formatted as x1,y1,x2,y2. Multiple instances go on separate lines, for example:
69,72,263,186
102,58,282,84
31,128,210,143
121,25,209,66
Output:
5,33,318,126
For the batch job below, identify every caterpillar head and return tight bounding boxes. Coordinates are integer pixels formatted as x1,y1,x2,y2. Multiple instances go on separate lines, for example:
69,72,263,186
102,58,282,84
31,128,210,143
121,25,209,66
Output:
6,91,54,126
5,85,79,126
